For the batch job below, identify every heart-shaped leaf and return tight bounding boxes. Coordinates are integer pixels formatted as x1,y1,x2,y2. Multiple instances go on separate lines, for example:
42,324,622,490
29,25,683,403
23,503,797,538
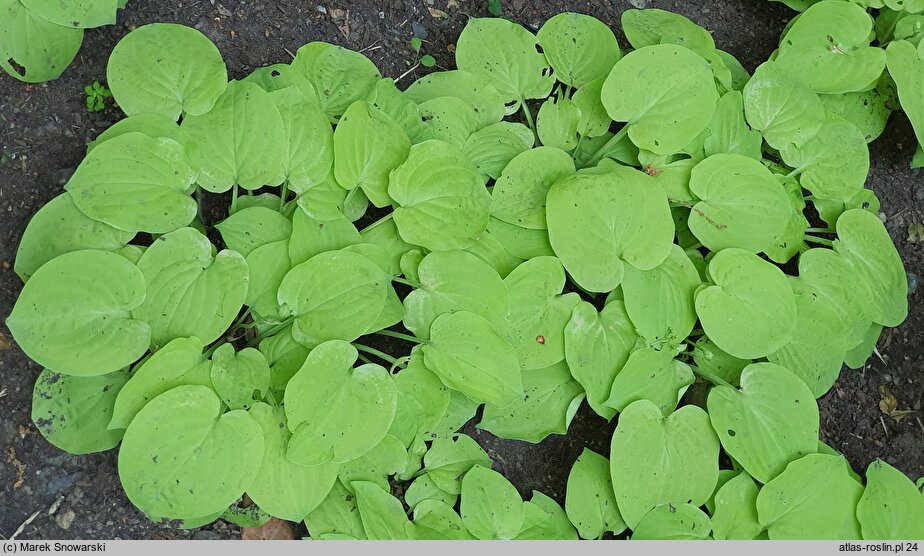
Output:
65,133,197,234
707,362,819,483
277,249,389,347
537,12,621,88
7,250,151,376
455,18,555,111
389,140,492,251
118,385,263,519
284,340,397,465
695,248,797,359
610,400,720,529
32,368,129,455
503,257,581,370
133,227,248,347
421,311,523,406
565,448,627,539
181,80,286,193
601,44,718,155
688,154,793,253
547,166,674,292
107,23,227,119
564,300,639,420
246,402,339,522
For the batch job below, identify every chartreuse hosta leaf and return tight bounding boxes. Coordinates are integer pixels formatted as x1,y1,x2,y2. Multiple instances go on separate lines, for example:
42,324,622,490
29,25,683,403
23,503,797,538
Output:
244,239,290,321
621,244,701,347
118,385,264,520
107,23,227,120
7,250,151,376
109,336,212,430
463,122,535,180
405,70,505,128
710,472,763,540
601,44,718,155
32,368,129,455
478,360,584,443
368,78,428,143
537,94,580,151
209,344,269,411
742,62,826,150
564,300,639,420
693,337,751,386
491,147,575,230
246,402,338,522
767,284,852,397
621,8,731,89
775,0,885,94
87,114,200,163
834,209,909,327
403,250,509,340
406,474,458,511
65,133,197,234
269,86,334,193
422,311,523,406
289,41,381,120
632,504,712,540
547,166,674,292
695,248,797,359
707,363,819,483
781,118,869,201
456,18,555,111
610,400,720,529
408,500,474,540
538,12,621,88
353,481,410,540
334,100,411,207
856,460,924,539
504,257,581,370
389,140,491,251
304,481,367,539
289,210,361,266
887,39,924,150
0,0,83,83
688,154,793,253
133,227,248,348
605,347,694,416
704,91,762,159
20,0,117,28
822,85,893,143
215,206,291,258
284,340,397,466
565,448,627,539
572,78,611,138
14,193,135,281
460,466,525,540
515,492,577,540
338,434,407,493
388,351,450,447
417,96,479,149
423,434,491,495
181,80,286,193
757,454,863,540
277,249,388,347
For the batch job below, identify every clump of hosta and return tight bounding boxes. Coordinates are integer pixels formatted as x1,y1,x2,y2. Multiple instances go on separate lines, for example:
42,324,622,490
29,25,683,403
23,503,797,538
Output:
1,0,128,82
8,2,924,541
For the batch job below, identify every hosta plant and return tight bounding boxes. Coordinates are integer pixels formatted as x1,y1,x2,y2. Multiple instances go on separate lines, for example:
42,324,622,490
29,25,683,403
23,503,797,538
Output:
8,3,924,540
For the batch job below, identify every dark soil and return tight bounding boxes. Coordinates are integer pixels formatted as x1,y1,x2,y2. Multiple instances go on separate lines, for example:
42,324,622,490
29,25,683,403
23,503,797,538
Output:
1,0,922,540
